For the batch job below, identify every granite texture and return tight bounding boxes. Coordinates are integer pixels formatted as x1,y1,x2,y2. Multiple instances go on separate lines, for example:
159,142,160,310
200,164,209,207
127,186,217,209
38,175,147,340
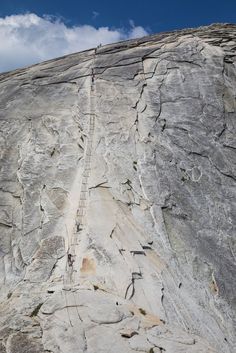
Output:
0,24,235,353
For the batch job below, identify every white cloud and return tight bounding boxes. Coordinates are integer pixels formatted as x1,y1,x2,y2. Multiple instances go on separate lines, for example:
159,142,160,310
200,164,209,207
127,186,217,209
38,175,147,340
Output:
0,13,148,72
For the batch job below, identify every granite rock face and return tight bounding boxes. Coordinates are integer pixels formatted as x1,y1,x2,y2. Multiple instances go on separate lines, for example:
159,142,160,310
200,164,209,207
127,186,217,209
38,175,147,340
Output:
0,24,235,353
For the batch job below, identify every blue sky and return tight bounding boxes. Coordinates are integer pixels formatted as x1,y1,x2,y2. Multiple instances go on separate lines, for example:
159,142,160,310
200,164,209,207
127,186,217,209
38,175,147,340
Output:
1,0,236,32
0,0,235,72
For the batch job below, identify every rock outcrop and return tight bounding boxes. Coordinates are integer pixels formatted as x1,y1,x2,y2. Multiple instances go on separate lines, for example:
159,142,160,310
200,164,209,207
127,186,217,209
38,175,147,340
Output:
0,24,235,353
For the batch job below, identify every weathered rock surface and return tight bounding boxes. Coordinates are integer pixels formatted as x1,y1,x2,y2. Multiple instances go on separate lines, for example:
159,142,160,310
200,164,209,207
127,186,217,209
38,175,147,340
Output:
0,24,235,352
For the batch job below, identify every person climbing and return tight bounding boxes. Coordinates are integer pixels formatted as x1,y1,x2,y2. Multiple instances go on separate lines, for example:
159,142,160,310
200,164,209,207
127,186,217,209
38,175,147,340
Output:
91,68,95,83
67,253,74,267
76,221,81,232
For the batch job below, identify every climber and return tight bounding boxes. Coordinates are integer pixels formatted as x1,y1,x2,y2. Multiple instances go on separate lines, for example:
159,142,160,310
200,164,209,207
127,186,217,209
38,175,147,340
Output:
76,221,81,232
67,253,74,267
91,68,95,83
